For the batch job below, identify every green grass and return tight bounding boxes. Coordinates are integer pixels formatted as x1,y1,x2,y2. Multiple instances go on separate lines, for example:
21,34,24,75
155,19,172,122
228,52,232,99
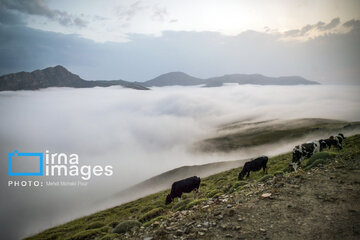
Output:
25,134,360,240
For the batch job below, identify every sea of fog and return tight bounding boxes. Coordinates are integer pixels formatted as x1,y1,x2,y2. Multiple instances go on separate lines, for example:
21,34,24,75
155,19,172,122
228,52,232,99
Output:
1,84,360,239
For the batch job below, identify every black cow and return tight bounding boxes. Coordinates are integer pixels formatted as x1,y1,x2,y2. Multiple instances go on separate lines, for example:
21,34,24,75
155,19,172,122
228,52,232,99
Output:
338,133,345,139
238,156,268,180
165,176,201,205
334,133,345,145
324,136,343,150
292,142,319,170
319,139,329,151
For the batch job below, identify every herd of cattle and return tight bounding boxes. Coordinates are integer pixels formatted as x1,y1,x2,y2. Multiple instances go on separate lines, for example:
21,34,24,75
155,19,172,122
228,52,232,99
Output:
165,133,346,204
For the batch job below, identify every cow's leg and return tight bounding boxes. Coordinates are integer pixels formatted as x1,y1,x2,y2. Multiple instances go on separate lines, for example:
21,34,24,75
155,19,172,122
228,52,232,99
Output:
246,171,250,178
193,188,199,198
292,162,298,171
299,156,304,167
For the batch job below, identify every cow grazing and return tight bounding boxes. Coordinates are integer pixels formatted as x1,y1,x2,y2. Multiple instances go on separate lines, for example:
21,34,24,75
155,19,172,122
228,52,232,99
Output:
338,133,345,139
319,139,329,151
238,156,268,180
292,142,319,170
165,176,201,205
328,136,343,149
334,133,345,145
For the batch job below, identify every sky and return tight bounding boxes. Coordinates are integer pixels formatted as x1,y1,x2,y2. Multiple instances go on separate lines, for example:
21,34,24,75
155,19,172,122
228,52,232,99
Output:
0,0,359,83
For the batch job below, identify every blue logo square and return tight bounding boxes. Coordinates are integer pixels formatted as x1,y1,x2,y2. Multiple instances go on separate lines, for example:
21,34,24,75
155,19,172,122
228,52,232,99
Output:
8,150,43,176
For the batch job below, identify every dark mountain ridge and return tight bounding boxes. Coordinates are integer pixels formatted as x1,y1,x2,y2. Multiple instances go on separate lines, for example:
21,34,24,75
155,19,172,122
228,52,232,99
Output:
143,72,320,87
0,65,149,91
0,66,319,91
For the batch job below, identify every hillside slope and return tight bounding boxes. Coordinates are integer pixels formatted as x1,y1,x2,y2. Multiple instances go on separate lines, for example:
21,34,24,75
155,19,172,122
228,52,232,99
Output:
197,118,360,152
110,159,248,205
25,135,360,240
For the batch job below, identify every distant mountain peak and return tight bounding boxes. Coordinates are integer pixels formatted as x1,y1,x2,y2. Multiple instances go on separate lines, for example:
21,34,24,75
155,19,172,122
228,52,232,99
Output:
0,66,149,91
143,71,203,87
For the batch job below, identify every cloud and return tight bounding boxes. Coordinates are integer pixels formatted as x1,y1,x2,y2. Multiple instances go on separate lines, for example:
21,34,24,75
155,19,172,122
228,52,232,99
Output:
0,21,359,85
318,17,340,30
152,6,168,22
282,17,342,39
0,84,360,239
0,0,87,27
343,19,360,31
116,0,146,21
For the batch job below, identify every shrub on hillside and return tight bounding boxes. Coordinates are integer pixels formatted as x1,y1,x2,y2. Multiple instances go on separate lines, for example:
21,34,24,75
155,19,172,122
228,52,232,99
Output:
186,198,206,209
69,229,101,240
172,198,192,211
304,152,337,169
138,208,163,223
99,233,120,240
85,221,105,230
257,174,273,182
112,220,141,234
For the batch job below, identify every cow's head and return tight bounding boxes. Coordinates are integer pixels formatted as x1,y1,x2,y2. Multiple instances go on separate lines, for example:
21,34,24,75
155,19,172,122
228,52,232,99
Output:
238,170,246,180
165,194,173,205
319,140,327,151
238,163,250,180
292,149,302,164
338,133,345,139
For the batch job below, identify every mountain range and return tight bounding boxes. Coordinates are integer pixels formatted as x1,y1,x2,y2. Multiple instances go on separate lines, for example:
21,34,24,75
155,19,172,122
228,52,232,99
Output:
141,72,319,87
0,66,319,91
0,65,149,91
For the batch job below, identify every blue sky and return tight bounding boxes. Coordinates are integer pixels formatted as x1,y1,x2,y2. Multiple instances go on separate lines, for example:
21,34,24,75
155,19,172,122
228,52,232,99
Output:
0,0,359,83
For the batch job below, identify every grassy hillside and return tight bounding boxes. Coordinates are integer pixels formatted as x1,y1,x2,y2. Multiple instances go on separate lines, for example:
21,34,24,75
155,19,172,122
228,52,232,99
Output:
197,118,360,152
111,159,247,205
25,134,360,240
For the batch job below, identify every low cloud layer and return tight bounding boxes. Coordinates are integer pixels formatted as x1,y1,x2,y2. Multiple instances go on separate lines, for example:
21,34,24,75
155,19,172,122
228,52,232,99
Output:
0,84,360,239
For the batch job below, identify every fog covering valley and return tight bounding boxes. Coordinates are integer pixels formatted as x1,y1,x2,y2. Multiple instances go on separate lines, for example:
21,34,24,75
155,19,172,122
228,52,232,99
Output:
1,84,360,239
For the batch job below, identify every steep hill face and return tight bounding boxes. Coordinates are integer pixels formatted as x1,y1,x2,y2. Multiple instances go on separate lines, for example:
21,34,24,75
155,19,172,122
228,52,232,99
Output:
0,66,149,91
142,72,319,87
